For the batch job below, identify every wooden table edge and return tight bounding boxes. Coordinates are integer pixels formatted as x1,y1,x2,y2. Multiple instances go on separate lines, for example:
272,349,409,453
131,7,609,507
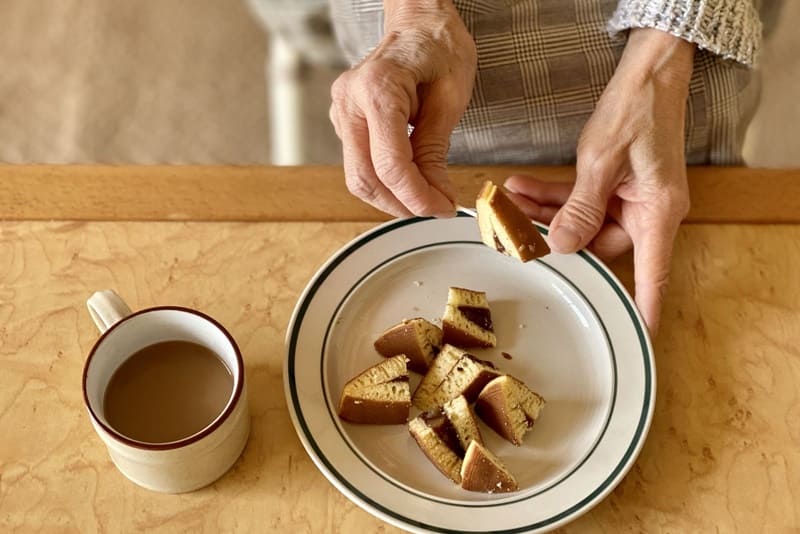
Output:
1,164,798,223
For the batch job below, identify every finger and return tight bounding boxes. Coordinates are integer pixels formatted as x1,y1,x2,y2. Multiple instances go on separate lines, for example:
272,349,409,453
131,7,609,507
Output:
409,85,460,204
332,74,411,216
505,192,560,223
339,114,412,217
364,100,456,217
548,154,623,254
632,220,680,336
587,222,633,262
504,175,573,206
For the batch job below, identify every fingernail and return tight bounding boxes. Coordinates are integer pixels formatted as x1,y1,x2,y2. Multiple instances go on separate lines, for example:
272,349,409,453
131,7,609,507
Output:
549,225,581,253
503,178,519,193
433,209,456,218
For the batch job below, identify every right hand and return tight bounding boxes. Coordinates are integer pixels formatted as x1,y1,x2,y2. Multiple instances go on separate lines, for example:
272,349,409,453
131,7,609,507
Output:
504,30,695,335
329,0,477,217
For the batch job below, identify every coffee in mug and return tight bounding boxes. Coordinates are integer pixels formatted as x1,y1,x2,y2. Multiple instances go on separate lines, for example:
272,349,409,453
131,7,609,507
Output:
103,340,233,444
83,290,250,493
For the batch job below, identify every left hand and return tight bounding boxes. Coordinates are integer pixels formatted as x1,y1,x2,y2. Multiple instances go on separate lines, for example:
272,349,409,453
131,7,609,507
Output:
328,0,476,217
505,28,695,335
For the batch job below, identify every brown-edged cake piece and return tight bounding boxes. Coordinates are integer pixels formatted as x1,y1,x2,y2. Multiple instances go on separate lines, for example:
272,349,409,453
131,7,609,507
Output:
430,350,501,407
374,318,443,374
408,416,463,484
338,355,411,424
408,395,484,485
442,287,497,348
474,374,545,446
411,343,463,411
442,395,483,451
460,440,518,493
476,180,550,262
412,344,501,411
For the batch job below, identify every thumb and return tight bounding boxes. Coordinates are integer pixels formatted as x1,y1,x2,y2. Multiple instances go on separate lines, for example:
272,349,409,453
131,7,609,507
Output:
549,158,620,253
409,87,461,204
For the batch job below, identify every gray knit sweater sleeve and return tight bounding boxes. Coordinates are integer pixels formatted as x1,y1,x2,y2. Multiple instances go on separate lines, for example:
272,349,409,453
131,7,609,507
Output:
608,0,762,67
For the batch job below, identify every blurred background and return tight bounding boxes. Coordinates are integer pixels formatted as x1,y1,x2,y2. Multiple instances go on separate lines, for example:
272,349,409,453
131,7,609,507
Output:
0,0,797,166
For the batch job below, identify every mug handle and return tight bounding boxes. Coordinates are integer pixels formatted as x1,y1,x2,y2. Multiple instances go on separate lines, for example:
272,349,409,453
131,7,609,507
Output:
87,290,133,334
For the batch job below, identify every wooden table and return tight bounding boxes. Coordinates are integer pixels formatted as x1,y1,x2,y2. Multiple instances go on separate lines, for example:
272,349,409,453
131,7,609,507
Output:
1,166,798,533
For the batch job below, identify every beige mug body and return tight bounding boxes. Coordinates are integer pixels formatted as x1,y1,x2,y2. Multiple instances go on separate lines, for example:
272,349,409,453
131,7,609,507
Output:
83,290,250,493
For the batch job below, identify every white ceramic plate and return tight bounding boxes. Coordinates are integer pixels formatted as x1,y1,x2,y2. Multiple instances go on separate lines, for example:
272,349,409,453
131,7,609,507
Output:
285,213,654,533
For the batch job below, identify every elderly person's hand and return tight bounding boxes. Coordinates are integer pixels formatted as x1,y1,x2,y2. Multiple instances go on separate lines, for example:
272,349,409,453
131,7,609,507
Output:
505,29,694,334
329,0,476,217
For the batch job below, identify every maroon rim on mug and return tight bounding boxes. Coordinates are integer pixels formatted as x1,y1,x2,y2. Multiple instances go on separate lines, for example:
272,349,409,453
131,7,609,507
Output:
82,306,245,451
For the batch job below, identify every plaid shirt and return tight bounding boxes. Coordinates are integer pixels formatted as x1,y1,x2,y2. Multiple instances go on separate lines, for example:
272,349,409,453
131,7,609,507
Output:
330,0,761,165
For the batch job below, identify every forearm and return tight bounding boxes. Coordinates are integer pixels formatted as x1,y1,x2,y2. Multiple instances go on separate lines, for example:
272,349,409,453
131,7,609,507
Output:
383,0,452,29
384,0,451,13
599,28,695,167
618,28,695,91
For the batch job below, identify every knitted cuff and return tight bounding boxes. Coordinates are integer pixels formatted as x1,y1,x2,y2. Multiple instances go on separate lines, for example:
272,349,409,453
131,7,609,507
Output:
608,0,762,67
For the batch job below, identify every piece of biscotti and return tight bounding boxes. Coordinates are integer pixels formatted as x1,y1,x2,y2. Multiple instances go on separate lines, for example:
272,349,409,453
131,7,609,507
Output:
476,180,550,262
374,318,443,374
411,344,463,411
338,355,411,424
474,374,545,446
408,415,463,484
442,287,497,348
460,440,518,493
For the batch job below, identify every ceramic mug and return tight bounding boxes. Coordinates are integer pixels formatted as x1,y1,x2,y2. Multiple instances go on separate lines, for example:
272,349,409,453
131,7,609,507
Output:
82,290,250,493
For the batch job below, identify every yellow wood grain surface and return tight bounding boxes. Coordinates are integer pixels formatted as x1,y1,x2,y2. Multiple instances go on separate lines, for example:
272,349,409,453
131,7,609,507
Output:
2,165,799,223
1,220,798,532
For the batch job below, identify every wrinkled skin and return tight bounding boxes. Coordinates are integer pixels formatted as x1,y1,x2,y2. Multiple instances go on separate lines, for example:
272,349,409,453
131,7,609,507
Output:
330,1,694,335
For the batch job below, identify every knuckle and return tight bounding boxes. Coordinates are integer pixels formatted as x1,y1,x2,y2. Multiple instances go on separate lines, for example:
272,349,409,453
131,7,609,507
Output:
584,154,613,181
357,65,411,112
369,95,407,119
669,187,691,220
345,173,381,204
636,263,672,296
653,270,671,294
463,36,478,66
372,167,429,216
359,62,388,88
651,185,691,222
328,105,340,136
374,158,406,188
413,138,449,167
673,194,691,220
366,92,409,120
357,64,392,95
331,75,363,121
564,195,606,229
577,144,606,173
330,74,349,105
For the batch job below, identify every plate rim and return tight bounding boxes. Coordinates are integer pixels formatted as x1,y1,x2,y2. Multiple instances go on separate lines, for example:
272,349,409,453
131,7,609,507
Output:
284,214,655,533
